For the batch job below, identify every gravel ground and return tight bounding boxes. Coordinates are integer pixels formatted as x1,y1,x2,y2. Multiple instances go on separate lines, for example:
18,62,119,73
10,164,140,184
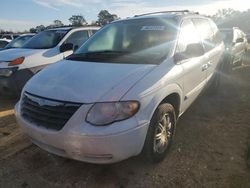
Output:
1,55,250,188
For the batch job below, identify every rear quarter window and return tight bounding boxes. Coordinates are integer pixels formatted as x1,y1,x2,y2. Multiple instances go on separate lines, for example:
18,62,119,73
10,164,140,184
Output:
208,19,223,45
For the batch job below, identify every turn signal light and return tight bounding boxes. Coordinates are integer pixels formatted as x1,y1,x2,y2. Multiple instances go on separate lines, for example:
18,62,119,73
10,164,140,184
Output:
8,57,25,66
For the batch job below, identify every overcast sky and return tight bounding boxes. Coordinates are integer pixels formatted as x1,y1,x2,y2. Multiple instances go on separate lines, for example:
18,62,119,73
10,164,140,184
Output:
0,0,249,31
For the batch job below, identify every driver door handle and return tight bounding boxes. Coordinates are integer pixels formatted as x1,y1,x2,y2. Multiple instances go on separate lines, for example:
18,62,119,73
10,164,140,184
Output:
202,64,209,71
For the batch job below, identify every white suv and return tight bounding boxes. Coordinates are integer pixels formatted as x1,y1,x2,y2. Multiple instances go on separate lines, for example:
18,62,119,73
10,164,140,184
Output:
15,11,225,164
0,26,99,96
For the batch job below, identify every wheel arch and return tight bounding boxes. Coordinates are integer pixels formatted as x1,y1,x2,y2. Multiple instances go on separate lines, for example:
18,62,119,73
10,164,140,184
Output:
149,84,183,121
161,93,181,118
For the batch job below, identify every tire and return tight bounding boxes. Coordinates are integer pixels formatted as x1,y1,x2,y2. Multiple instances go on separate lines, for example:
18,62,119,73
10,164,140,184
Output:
142,103,176,163
224,54,233,73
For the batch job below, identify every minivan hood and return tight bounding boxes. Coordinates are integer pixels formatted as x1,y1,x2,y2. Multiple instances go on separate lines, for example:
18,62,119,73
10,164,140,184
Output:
0,48,45,62
24,60,156,103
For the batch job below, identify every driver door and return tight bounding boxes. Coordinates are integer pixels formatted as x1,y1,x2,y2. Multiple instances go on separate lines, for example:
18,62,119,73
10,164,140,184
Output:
176,19,207,112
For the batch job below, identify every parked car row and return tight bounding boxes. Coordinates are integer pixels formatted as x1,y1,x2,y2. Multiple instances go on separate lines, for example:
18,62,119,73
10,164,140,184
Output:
0,33,20,40
2,34,35,50
0,33,32,50
0,34,35,51
220,27,248,70
0,10,247,164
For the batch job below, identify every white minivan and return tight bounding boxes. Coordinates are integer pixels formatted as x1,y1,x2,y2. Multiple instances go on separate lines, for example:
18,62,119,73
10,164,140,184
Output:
15,11,225,164
0,26,99,96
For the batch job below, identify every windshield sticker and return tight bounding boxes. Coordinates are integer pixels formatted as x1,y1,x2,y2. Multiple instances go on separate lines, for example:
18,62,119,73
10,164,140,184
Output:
56,31,67,34
141,26,165,31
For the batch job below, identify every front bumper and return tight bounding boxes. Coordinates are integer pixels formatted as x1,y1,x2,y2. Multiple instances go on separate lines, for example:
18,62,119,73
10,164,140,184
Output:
15,102,149,164
0,68,34,96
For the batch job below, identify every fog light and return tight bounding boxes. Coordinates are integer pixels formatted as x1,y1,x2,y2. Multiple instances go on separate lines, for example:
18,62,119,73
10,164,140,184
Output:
0,68,16,77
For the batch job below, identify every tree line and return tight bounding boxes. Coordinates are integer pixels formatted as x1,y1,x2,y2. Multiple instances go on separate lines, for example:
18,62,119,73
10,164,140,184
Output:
0,10,118,34
30,10,118,33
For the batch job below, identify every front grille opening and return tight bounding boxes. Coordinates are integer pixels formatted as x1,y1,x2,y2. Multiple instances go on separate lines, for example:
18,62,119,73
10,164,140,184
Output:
21,92,82,131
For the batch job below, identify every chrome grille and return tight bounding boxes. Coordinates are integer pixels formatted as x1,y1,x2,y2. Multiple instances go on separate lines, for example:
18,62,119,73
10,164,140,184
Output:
21,92,82,131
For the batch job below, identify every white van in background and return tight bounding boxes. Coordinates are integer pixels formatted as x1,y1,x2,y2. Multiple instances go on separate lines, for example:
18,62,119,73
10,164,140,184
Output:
0,26,100,96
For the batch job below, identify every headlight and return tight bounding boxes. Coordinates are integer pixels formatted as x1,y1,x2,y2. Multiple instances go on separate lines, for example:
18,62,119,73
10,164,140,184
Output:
0,68,17,77
86,101,140,126
8,57,25,66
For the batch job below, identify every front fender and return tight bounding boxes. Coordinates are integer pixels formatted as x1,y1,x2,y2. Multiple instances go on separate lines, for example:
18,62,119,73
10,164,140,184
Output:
129,83,183,126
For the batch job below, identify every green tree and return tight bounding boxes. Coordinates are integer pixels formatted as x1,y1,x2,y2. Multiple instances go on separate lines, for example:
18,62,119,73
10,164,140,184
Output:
29,28,36,33
69,15,87,26
212,8,240,23
35,25,46,32
52,20,64,27
97,10,118,26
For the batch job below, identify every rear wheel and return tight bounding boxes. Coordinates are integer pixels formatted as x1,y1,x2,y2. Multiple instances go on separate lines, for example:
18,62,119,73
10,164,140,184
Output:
142,103,176,163
224,54,234,73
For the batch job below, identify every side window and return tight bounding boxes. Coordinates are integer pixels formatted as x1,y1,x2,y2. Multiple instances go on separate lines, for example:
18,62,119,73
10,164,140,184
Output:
193,19,215,52
208,19,222,45
64,30,89,50
176,19,201,54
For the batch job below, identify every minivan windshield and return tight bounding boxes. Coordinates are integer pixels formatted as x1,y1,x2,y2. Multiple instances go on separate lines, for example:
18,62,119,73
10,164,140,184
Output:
23,30,68,49
68,18,178,64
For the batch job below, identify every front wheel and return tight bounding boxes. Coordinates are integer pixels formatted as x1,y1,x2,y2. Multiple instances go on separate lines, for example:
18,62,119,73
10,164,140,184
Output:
207,71,221,95
142,103,176,163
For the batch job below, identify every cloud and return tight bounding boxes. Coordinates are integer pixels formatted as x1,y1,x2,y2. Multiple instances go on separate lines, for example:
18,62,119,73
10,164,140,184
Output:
32,0,249,15
33,0,59,11
33,0,83,11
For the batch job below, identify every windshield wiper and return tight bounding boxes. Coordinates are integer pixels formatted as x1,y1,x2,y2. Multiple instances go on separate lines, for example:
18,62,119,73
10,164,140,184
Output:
84,50,131,55
67,50,132,61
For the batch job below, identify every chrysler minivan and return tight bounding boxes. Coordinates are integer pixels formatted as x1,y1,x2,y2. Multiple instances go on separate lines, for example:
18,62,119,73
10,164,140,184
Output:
15,11,225,164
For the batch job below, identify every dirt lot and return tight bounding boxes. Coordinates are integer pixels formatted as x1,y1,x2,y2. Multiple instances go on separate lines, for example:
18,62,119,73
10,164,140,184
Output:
1,57,250,188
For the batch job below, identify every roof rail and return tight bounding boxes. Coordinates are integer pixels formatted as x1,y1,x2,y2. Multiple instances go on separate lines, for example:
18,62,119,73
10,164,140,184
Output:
134,10,199,17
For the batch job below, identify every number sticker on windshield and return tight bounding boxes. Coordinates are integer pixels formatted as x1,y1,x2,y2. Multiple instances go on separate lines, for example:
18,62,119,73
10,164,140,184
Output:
141,26,165,31
56,31,67,34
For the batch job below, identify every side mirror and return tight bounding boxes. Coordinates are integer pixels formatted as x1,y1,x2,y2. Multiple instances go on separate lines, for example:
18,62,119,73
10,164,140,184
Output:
174,53,187,63
185,43,205,57
73,45,79,52
174,43,205,63
60,43,73,53
236,38,244,43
